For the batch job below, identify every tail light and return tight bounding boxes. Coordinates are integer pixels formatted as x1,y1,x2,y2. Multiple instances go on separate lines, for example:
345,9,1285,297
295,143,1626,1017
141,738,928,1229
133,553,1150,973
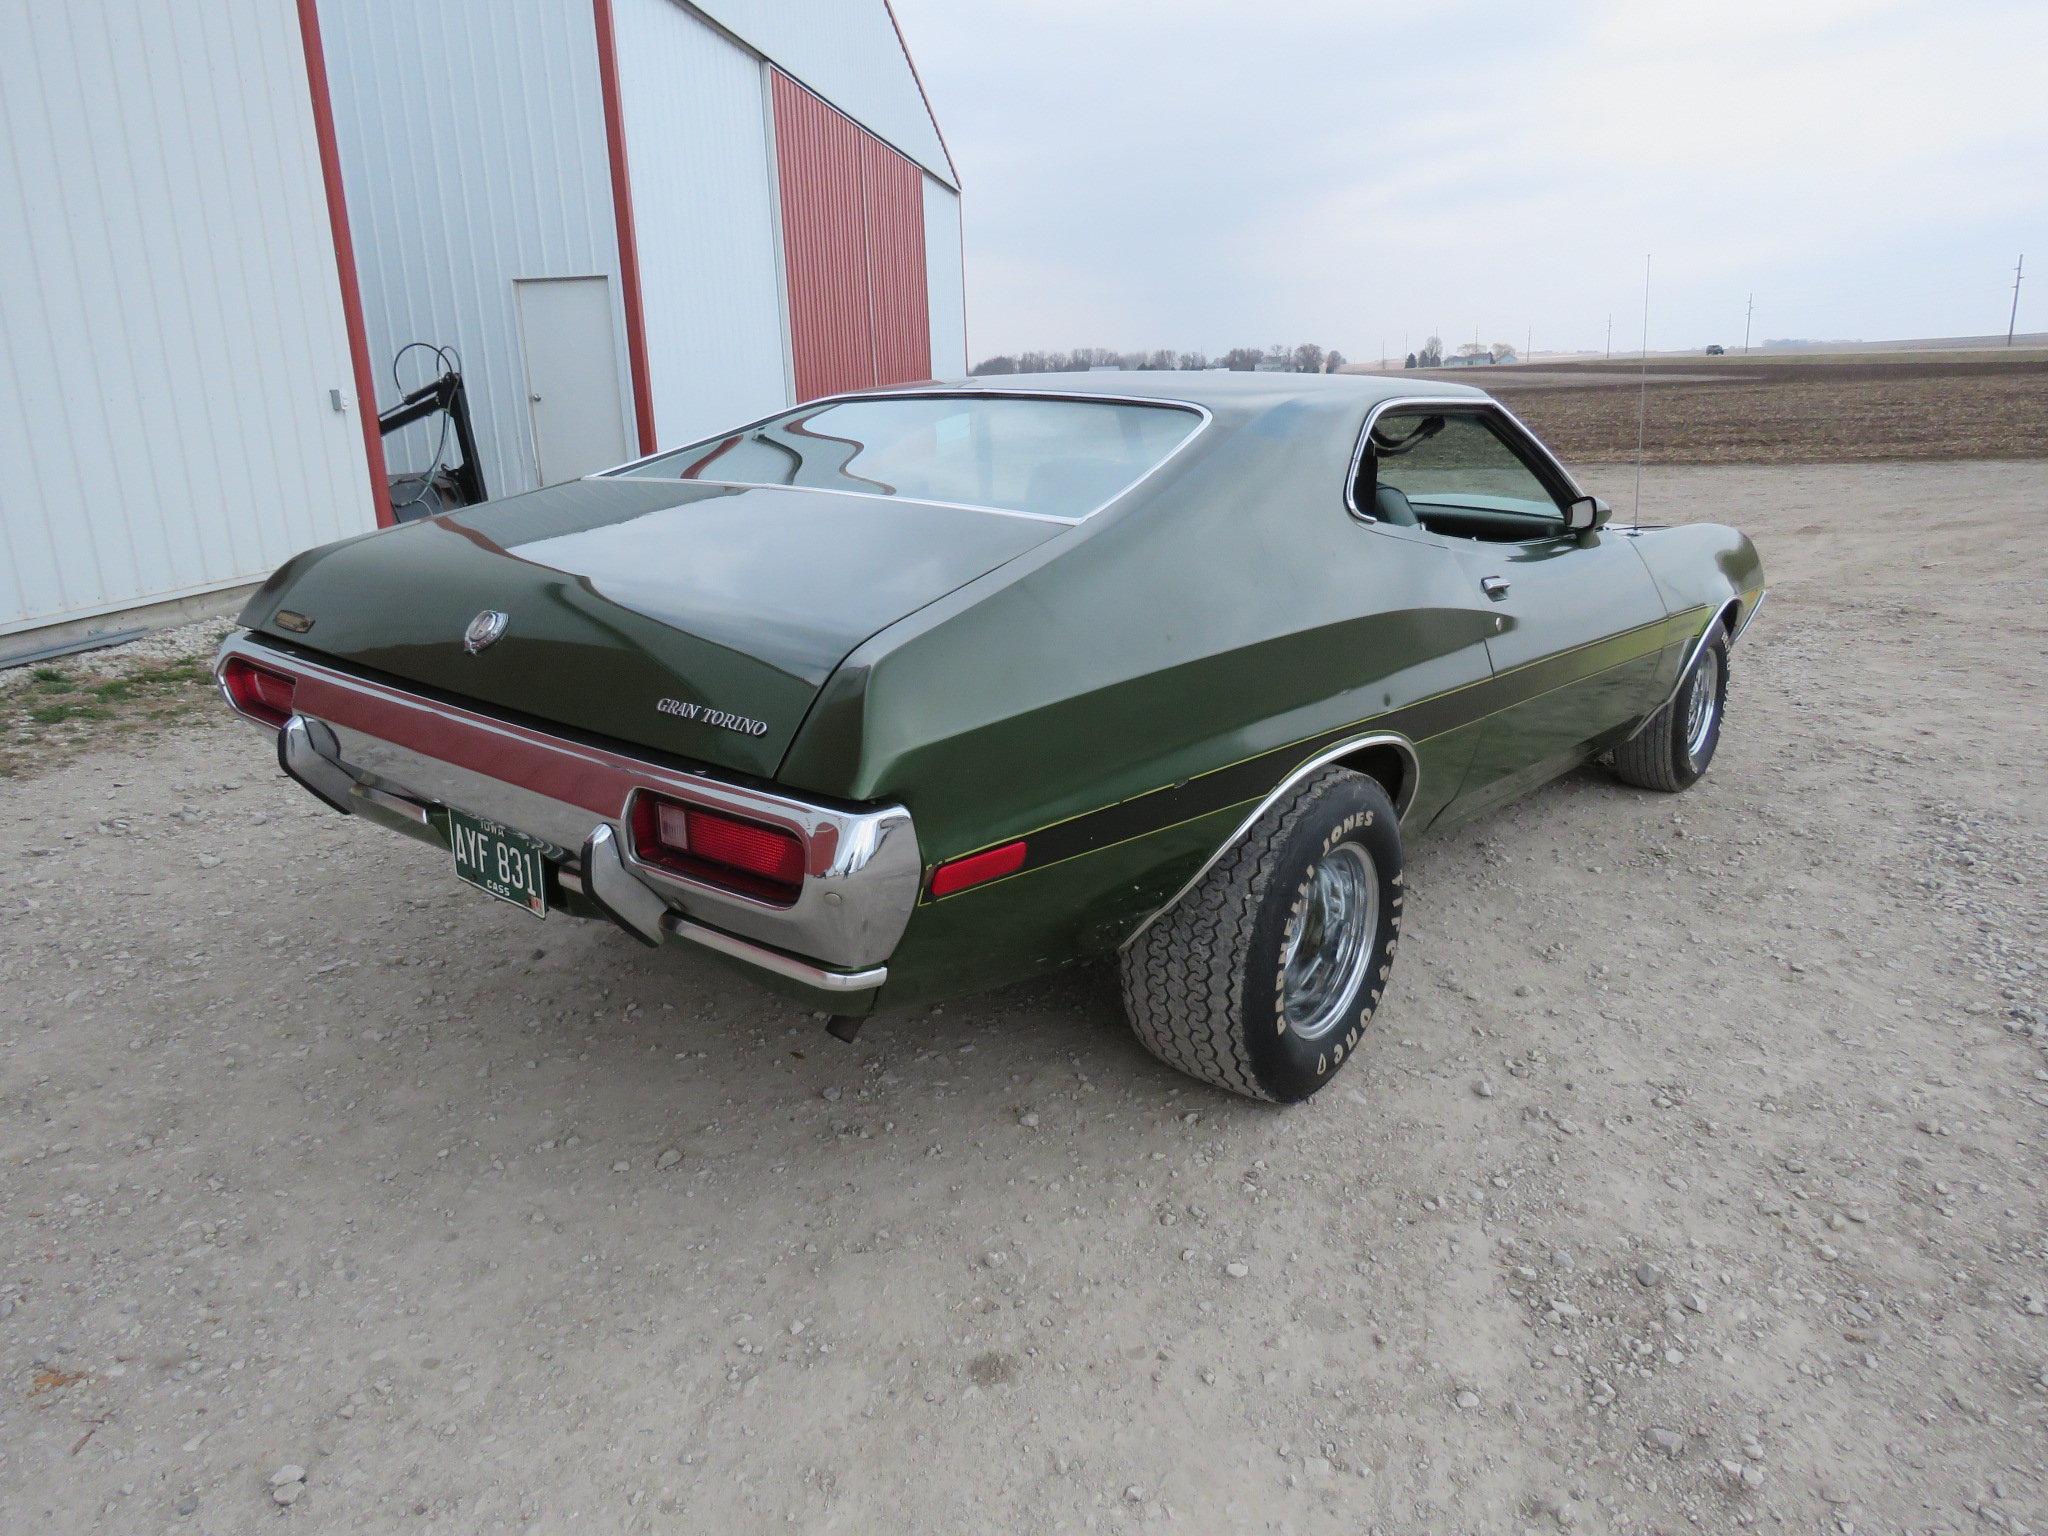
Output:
929,840,1027,898
629,792,805,904
220,656,297,728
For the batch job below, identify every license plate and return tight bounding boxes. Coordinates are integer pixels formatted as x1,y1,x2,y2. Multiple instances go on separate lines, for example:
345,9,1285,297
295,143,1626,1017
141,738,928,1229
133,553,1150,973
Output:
447,807,550,917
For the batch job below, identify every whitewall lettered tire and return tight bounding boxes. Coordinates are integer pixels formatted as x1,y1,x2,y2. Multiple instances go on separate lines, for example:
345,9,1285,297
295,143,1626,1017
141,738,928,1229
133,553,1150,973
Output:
1119,768,1404,1103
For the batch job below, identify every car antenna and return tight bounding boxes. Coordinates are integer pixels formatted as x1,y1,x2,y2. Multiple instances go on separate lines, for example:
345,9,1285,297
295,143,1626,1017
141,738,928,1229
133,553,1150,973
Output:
1632,253,1650,533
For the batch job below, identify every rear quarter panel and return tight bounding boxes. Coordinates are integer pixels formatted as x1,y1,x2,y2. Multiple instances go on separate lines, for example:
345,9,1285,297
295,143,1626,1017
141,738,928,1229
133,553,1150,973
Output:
778,397,1499,1008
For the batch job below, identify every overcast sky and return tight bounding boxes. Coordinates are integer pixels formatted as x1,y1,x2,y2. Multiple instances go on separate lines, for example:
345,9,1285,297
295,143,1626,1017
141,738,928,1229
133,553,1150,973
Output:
888,0,2048,363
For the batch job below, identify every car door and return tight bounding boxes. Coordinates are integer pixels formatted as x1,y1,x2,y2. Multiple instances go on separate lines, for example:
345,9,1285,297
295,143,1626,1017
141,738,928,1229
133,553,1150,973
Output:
1360,404,1668,817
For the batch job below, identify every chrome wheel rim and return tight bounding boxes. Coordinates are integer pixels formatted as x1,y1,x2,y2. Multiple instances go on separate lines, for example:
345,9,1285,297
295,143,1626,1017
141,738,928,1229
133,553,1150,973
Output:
1279,842,1379,1041
1684,648,1721,764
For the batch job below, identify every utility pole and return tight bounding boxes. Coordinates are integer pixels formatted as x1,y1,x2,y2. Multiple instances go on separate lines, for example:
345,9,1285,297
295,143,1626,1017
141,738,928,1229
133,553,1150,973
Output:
2010,255,2026,346
1526,324,1532,363
1605,314,1612,360
1743,293,1754,355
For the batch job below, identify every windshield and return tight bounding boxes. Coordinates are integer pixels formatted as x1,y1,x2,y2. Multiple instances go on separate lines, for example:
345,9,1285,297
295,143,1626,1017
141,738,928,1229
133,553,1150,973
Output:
617,395,1202,521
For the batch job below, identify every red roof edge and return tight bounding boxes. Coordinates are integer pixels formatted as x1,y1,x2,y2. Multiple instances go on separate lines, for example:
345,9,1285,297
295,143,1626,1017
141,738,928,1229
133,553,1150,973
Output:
593,0,659,455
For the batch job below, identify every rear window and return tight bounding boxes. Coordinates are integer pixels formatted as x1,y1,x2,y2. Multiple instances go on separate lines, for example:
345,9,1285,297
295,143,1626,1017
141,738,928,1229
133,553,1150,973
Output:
617,395,1202,520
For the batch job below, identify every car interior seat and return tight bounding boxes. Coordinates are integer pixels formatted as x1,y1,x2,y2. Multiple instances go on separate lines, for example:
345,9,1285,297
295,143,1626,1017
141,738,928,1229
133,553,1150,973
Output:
1373,483,1420,526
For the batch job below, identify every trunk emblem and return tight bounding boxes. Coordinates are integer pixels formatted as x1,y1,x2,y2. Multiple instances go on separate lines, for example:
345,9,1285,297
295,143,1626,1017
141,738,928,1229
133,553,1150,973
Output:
463,610,510,654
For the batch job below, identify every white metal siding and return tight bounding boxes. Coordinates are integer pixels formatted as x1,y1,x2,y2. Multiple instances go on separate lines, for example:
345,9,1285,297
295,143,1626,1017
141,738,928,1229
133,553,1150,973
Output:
318,0,630,498
0,0,373,637
687,0,954,187
613,0,790,447
922,179,966,378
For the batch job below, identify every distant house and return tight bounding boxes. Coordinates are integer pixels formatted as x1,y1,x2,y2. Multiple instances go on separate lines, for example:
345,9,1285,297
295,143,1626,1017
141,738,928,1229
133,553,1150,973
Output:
1253,358,1293,372
1442,351,1500,368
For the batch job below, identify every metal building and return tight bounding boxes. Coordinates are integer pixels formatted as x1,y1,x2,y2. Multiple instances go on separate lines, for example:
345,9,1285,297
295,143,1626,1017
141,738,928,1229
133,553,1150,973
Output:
319,0,966,501
0,0,380,657
0,0,963,658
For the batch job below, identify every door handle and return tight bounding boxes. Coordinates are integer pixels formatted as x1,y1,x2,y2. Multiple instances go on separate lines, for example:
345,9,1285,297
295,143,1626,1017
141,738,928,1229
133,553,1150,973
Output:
1481,576,1510,600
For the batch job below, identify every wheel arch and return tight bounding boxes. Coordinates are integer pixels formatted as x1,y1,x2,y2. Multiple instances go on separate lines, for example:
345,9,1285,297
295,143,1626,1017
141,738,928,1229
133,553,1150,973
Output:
1625,592,1758,744
1330,737,1417,820
1120,729,1417,949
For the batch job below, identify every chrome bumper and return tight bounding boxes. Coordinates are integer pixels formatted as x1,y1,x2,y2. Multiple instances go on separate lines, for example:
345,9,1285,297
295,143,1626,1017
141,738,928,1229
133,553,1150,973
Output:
219,633,914,994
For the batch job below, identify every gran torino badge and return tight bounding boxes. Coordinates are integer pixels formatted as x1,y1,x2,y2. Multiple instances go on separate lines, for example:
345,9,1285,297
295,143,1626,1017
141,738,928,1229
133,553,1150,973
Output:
656,698,771,737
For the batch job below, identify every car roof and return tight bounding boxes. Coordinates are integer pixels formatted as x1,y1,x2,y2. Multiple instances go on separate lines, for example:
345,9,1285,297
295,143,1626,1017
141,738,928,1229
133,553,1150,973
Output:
896,369,1493,419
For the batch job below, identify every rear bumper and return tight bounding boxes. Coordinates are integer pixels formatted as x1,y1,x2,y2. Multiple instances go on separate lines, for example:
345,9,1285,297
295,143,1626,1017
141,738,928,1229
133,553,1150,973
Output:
216,632,917,994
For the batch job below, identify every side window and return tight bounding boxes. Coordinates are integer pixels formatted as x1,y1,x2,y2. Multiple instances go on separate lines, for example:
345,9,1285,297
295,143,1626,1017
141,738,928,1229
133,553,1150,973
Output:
1363,410,1567,541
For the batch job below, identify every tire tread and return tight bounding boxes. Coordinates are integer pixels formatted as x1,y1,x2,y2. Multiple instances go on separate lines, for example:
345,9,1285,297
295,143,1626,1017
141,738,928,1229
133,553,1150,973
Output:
1119,768,1364,1101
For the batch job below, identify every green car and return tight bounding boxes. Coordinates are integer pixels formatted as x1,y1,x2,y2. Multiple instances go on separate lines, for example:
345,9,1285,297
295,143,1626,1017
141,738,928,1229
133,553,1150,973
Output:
217,373,1762,1102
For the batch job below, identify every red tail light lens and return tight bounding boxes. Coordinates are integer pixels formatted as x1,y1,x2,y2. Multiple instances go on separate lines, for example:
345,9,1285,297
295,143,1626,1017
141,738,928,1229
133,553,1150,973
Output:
220,656,297,728
929,840,1027,898
629,792,805,904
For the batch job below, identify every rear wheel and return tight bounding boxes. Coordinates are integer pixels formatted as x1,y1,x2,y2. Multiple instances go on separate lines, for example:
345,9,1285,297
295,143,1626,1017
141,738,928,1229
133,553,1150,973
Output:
1119,768,1403,1102
1611,625,1728,792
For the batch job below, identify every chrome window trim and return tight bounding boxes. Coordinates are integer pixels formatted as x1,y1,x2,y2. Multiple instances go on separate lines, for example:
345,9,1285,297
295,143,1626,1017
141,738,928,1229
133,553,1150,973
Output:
1119,730,1421,950
1486,397,1592,503
1343,394,1588,526
215,633,920,976
662,477,1081,526
592,387,1214,525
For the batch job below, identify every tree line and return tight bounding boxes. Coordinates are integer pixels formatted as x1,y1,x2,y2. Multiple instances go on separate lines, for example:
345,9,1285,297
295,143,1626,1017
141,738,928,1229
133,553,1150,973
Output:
970,343,1348,377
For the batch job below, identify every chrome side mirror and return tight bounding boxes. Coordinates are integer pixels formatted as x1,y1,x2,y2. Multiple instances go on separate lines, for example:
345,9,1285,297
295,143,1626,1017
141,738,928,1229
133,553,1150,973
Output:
1565,495,1611,533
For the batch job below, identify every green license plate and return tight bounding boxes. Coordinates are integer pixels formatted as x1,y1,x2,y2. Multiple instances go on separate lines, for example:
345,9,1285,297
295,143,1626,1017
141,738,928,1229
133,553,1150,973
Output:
447,808,550,917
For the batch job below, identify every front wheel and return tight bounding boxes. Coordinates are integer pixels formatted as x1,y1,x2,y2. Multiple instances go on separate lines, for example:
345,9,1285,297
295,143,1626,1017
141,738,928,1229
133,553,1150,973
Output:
1610,625,1728,792
1119,768,1404,1103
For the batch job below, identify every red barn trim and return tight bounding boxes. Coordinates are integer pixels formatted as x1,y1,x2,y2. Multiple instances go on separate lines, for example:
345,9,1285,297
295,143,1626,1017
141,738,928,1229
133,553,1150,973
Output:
295,0,391,528
592,0,658,455
862,133,930,385
771,71,933,402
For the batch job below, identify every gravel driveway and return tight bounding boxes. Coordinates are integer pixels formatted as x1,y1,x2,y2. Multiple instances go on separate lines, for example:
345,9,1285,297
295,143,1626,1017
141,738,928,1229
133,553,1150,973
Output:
4,460,2044,1534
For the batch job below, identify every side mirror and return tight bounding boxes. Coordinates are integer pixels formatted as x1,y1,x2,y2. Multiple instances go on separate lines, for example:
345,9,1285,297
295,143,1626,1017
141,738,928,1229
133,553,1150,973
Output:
1564,495,1611,533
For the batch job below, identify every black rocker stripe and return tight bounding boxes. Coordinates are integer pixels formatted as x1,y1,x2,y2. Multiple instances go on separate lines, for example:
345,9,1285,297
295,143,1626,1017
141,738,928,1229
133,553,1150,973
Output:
921,607,1703,901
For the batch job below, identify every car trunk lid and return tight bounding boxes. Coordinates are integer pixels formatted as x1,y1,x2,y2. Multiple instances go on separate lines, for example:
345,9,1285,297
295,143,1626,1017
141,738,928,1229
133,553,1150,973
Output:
242,476,1062,779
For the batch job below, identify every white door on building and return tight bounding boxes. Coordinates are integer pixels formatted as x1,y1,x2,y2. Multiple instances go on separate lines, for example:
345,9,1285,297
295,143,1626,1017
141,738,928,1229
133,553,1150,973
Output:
514,277,633,486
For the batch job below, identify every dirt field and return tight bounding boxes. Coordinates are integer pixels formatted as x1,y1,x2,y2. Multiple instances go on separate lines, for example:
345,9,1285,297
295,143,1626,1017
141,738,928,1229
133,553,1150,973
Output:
4,459,2046,1534
1415,349,2048,466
